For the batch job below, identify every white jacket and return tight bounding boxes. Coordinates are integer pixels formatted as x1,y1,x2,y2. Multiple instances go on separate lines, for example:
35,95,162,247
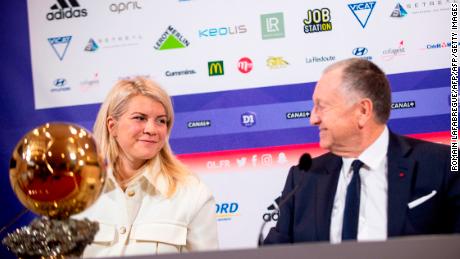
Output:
74,162,219,258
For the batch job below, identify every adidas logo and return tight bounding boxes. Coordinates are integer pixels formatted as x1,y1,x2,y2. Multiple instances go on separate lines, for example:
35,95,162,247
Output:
154,25,190,50
46,0,88,21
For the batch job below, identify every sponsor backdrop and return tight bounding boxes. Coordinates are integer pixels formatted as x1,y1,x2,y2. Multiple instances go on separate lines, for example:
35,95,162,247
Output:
0,0,454,257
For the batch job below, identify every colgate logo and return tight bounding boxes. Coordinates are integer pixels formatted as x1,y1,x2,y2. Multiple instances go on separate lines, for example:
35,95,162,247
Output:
237,57,253,73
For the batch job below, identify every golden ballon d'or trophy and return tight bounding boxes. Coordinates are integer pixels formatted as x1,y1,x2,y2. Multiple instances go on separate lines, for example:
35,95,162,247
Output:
1,123,106,258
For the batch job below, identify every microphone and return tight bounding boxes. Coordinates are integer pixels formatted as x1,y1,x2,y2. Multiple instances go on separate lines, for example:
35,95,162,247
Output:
257,153,312,246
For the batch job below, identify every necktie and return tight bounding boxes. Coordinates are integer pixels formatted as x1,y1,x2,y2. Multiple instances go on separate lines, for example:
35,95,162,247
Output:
342,159,364,241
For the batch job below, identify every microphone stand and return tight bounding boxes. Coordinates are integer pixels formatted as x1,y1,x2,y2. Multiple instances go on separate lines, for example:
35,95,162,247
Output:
257,153,312,246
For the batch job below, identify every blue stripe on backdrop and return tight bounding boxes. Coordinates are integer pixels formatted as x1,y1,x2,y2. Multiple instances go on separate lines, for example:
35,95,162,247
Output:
172,68,450,112
170,114,450,154
171,87,449,139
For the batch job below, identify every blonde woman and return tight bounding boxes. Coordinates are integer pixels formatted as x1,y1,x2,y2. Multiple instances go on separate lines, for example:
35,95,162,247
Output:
75,77,218,257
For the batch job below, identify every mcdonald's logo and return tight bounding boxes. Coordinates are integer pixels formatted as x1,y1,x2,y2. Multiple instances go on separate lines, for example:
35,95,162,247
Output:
208,60,224,76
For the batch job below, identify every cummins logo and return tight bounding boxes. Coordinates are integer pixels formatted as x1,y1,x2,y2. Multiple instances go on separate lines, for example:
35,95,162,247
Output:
46,0,88,21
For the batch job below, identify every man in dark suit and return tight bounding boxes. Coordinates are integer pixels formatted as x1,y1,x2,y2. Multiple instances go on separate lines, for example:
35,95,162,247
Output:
264,58,460,244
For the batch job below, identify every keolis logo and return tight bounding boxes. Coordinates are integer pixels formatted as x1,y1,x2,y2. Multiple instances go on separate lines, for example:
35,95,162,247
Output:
47,0,88,21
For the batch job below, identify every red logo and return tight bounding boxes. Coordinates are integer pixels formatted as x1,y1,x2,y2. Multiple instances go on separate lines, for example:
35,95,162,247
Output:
237,57,253,73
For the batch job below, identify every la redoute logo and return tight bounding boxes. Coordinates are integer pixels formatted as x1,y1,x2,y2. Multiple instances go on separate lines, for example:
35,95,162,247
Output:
46,0,88,21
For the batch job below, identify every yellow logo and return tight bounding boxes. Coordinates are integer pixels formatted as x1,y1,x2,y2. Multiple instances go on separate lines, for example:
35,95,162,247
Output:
267,56,289,69
208,61,224,76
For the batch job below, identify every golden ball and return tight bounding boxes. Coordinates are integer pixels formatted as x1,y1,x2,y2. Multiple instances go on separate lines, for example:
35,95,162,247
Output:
9,123,106,219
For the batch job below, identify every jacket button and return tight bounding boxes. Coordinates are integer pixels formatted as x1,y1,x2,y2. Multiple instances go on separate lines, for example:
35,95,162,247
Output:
127,190,135,197
119,226,126,234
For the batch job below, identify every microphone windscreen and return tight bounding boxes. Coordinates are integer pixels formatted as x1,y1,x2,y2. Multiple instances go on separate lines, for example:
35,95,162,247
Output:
298,153,312,171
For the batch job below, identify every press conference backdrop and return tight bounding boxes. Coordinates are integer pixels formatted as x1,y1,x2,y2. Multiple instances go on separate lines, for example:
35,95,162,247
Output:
0,0,453,257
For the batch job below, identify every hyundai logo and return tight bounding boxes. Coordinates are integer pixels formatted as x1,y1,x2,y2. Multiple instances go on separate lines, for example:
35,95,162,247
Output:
53,78,67,87
352,47,368,56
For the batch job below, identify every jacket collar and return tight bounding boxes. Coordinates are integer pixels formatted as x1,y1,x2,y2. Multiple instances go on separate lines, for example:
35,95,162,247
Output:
104,156,170,198
315,130,416,239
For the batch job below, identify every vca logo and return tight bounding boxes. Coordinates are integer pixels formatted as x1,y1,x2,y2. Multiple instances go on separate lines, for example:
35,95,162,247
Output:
46,0,88,21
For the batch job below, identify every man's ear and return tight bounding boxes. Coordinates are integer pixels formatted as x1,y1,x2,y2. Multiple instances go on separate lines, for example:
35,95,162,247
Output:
107,116,117,137
357,98,373,128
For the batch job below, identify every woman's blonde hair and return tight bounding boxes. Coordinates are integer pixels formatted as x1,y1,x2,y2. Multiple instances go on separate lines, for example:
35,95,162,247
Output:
93,77,189,197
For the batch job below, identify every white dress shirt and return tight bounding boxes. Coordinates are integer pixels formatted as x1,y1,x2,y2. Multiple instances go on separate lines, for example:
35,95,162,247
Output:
74,157,219,257
330,126,389,243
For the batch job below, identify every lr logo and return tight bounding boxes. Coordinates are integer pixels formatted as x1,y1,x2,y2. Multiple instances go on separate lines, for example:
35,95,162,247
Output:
260,12,285,39
241,112,256,127
208,60,224,76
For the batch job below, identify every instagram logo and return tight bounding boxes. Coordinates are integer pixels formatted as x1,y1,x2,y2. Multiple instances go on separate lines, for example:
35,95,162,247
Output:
261,154,273,166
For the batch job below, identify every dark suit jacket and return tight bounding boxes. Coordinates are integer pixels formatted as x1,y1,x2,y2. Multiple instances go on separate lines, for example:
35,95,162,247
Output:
264,132,460,244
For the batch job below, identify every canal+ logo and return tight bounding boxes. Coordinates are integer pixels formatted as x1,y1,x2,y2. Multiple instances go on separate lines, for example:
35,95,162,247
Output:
348,1,376,28
46,0,88,21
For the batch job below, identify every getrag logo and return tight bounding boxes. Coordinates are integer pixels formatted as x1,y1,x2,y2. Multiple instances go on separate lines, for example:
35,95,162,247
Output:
46,0,88,21
48,36,72,61
348,1,376,28
238,57,253,73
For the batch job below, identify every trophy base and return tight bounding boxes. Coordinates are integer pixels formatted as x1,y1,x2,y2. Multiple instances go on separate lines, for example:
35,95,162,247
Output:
2,216,99,259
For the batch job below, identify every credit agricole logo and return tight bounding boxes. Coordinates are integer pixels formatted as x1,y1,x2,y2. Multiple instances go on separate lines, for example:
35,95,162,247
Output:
154,25,190,50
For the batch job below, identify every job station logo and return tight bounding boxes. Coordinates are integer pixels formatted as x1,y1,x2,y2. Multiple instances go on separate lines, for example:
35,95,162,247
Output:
303,8,332,33
46,0,88,21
